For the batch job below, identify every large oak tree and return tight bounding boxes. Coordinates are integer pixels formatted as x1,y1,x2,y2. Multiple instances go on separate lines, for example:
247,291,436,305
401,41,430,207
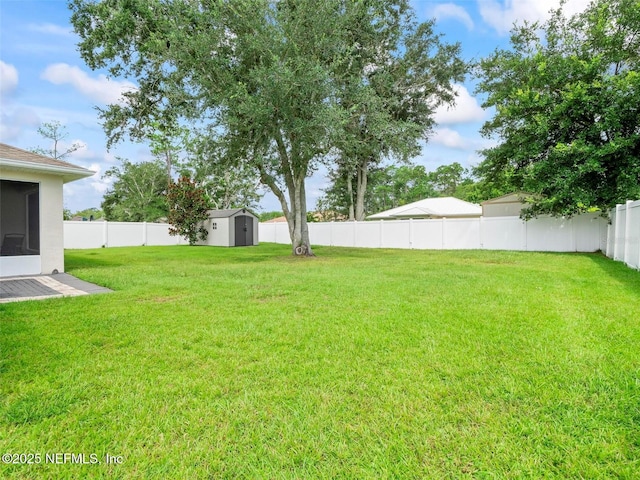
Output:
71,0,351,255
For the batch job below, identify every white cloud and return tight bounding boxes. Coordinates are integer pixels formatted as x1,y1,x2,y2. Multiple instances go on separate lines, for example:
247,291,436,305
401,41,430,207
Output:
0,107,40,142
434,84,486,125
27,23,73,36
0,61,19,98
431,128,470,150
433,3,474,30
41,63,136,105
478,0,591,35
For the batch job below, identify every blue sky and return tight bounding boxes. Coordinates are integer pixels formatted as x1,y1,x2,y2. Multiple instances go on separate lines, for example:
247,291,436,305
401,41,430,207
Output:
0,0,589,213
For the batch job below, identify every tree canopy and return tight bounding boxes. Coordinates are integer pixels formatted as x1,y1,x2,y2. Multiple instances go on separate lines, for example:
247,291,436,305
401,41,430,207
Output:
326,1,465,220
166,175,211,245
101,159,169,222
70,0,466,253
317,161,478,218
476,0,640,217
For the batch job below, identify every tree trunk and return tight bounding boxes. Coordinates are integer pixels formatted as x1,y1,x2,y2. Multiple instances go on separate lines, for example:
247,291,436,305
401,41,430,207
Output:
355,159,368,221
346,174,355,221
287,174,314,256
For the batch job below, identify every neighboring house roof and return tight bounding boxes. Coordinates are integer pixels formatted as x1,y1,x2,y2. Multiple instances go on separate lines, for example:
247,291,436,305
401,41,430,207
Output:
0,142,94,183
481,192,535,205
263,215,288,223
208,208,258,218
367,197,482,219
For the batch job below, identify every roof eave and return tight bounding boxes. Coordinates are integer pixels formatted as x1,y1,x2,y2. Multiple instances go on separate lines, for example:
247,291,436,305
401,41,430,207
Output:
0,158,94,183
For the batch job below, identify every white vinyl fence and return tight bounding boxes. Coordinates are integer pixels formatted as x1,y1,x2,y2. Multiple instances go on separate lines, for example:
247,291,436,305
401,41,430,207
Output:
259,214,608,253
64,221,188,249
64,203,640,271
606,199,640,270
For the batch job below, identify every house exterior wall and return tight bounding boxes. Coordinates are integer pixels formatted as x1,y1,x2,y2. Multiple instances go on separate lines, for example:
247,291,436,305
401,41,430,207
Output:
482,202,525,217
0,170,64,276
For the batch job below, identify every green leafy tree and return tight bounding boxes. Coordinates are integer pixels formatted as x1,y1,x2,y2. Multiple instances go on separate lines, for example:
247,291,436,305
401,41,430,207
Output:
166,176,211,246
72,207,104,221
428,162,469,197
32,121,83,160
180,139,263,211
318,163,439,218
101,159,168,222
330,1,466,220
259,211,285,222
476,0,640,217
71,0,347,256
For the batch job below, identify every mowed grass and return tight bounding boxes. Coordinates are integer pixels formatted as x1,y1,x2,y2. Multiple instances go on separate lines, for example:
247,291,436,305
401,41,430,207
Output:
1,244,639,479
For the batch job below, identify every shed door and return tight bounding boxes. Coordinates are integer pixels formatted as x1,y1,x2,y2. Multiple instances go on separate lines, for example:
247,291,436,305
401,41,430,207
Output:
234,215,253,246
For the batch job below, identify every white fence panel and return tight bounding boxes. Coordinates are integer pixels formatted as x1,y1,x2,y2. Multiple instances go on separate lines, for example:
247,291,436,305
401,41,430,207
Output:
329,222,356,247
64,221,104,249
525,217,575,252
107,222,145,247
258,214,608,253
613,205,628,261
444,218,481,249
574,214,607,253
146,223,181,246
355,221,382,248
381,220,411,249
274,223,291,244
411,220,444,249
626,202,640,269
481,217,525,250
258,223,276,243
308,223,332,246
64,221,185,248
604,200,640,270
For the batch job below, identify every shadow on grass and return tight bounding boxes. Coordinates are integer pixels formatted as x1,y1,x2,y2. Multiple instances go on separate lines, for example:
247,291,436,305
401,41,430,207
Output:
587,252,640,298
64,252,125,270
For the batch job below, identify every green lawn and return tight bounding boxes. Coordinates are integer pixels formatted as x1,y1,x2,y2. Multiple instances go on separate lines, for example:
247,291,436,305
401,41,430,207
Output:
1,244,639,479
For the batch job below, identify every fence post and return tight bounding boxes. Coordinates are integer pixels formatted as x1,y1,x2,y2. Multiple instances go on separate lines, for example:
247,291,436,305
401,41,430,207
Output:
613,203,623,261
479,216,484,249
624,200,633,267
352,220,356,247
379,220,384,248
606,208,616,258
409,218,413,249
103,221,108,248
441,217,446,249
142,221,147,246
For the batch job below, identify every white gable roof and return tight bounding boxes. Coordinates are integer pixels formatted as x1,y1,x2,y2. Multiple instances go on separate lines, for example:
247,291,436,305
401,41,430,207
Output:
367,197,482,219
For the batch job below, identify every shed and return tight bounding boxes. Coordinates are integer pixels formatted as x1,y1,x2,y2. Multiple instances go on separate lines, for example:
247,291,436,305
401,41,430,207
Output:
0,143,94,277
482,192,535,217
367,196,482,220
199,208,259,247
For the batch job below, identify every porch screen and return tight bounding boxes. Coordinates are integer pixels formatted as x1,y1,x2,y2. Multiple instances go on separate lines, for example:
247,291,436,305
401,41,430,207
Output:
0,180,40,256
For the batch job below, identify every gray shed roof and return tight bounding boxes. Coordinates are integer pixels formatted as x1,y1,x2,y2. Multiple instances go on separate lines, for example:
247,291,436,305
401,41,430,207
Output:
0,142,94,183
208,208,257,218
